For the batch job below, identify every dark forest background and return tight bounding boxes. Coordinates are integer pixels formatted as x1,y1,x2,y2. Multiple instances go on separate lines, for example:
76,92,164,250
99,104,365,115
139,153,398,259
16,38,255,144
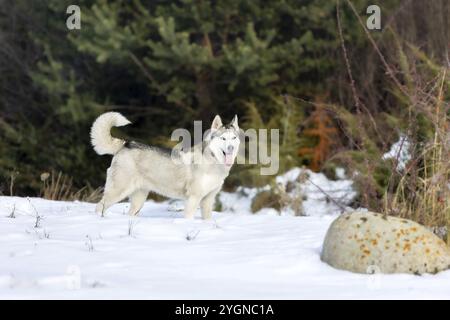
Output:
0,0,448,226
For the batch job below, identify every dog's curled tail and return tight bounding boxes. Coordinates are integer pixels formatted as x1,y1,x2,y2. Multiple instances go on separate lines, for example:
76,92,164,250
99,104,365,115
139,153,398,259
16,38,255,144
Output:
90,112,131,155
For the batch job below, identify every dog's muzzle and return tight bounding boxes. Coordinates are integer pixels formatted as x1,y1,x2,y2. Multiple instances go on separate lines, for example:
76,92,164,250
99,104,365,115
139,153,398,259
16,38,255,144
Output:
222,148,234,167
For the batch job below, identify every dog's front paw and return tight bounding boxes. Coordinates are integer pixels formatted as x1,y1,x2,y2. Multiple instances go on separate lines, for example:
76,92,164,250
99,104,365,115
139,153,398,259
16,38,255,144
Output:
183,213,195,220
201,212,212,220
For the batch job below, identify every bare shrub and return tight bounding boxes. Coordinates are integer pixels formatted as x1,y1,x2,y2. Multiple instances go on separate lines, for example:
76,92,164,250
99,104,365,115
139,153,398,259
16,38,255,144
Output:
334,0,450,241
40,170,102,202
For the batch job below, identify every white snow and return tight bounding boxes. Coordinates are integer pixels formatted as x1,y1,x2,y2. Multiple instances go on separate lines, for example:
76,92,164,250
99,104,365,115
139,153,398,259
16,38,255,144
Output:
382,134,412,171
220,167,356,216
2,192,450,299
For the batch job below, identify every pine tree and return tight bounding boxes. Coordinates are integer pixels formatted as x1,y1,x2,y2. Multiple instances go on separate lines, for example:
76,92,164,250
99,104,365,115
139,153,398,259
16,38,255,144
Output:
0,0,376,194
68,0,351,122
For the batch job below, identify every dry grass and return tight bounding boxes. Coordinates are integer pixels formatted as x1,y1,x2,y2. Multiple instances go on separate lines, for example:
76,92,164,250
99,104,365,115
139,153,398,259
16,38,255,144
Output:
251,170,306,216
40,171,103,203
389,147,449,228
336,0,450,241
384,68,449,241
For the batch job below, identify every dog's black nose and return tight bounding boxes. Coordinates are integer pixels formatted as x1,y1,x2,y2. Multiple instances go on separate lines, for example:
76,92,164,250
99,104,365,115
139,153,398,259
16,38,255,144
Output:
227,145,234,153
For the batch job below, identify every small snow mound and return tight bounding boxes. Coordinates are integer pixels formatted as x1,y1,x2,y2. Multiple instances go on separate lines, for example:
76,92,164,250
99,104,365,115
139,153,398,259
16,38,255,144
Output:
335,167,346,179
275,167,302,185
220,167,357,217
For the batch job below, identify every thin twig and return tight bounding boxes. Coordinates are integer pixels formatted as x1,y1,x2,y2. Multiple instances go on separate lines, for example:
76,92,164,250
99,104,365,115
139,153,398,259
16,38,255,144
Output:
305,177,347,212
336,0,380,136
186,229,200,241
343,0,410,98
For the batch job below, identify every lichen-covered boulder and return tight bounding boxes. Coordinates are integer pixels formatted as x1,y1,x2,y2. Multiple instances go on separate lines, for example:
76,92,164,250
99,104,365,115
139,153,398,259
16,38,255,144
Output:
321,212,450,275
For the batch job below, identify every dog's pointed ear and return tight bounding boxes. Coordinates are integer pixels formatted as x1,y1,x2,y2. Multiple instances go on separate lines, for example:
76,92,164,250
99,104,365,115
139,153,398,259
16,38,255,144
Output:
211,115,223,132
230,115,239,130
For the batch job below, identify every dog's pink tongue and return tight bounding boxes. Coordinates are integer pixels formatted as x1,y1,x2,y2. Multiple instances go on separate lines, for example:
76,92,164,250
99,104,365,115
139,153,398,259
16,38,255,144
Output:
224,153,234,166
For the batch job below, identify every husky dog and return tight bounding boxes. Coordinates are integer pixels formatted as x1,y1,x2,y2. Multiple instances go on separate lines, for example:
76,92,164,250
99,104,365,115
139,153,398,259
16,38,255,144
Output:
90,112,240,219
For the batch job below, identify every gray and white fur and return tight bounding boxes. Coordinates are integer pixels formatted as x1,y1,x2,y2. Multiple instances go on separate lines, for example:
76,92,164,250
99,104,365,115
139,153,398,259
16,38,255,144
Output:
90,112,240,219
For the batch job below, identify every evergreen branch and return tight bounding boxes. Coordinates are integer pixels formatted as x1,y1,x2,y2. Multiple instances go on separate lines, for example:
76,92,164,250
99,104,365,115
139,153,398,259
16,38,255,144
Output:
128,51,195,114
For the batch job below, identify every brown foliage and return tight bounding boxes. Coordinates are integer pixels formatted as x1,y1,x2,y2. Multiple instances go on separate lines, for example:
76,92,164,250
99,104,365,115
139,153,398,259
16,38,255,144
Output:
298,96,339,171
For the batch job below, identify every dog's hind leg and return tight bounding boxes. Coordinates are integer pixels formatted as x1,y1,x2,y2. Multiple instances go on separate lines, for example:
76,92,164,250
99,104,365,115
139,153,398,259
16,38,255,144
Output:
96,165,134,216
128,190,148,216
95,186,132,216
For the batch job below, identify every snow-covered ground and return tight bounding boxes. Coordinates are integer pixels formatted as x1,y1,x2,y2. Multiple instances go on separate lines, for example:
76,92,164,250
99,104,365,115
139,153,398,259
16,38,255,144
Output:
1,168,450,299
220,167,356,217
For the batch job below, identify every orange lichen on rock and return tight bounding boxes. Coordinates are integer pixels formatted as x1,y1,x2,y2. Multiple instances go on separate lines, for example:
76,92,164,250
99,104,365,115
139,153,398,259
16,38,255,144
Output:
321,212,450,275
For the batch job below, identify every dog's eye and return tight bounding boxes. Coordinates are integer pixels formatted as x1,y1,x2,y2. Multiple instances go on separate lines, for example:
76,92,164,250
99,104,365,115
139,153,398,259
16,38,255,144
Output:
232,136,237,140
221,137,226,141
